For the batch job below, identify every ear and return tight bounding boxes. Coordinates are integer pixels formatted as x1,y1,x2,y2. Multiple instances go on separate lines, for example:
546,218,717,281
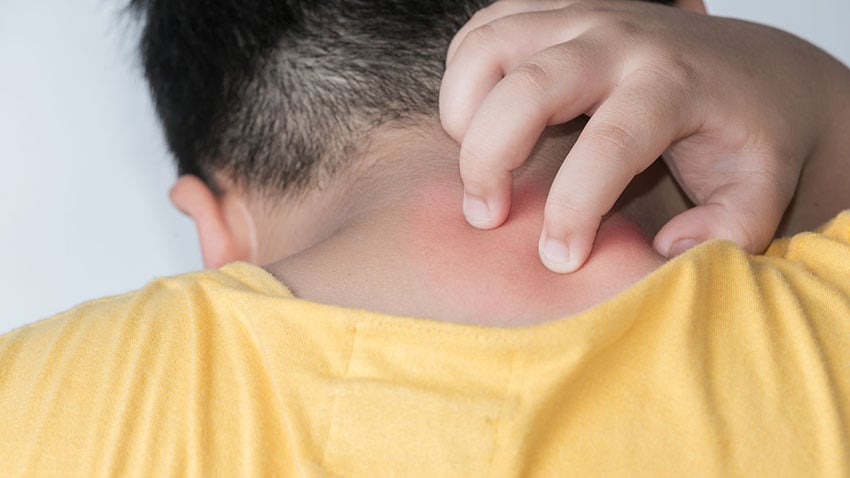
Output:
170,175,256,269
673,0,707,13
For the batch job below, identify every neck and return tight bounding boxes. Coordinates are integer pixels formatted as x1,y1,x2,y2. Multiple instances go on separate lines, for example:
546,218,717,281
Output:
266,123,687,326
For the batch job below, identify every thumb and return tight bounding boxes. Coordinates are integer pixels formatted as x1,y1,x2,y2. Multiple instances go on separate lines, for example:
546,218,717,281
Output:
653,178,790,257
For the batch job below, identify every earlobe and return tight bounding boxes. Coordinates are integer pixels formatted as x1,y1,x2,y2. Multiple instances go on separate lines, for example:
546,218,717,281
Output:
170,175,254,269
673,0,707,14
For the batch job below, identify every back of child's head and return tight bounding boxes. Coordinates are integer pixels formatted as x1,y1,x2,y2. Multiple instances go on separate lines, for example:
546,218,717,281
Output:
130,0,672,197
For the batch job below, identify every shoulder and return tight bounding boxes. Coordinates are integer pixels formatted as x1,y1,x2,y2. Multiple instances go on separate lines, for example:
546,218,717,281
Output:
0,263,295,474
1,262,289,354
0,268,236,403
765,209,850,277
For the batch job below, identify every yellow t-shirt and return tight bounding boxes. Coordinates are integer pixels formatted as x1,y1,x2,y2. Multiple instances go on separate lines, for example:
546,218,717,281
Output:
2,211,850,477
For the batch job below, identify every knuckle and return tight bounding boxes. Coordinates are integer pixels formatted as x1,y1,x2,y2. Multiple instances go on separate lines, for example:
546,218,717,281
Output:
506,61,554,98
460,142,500,177
632,55,699,96
546,198,587,218
544,197,601,230
660,55,699,87
465,23,502,49
584,122,642,173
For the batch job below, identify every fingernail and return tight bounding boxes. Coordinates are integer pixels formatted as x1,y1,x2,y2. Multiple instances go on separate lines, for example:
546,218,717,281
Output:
463,192,491,227
540,238,577,273
669,238,700,257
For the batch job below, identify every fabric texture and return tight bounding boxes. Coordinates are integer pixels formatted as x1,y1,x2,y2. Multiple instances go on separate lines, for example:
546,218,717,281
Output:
2,211,850,477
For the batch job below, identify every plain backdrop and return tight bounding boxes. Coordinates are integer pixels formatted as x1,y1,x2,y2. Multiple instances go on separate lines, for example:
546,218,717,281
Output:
2,0,849,334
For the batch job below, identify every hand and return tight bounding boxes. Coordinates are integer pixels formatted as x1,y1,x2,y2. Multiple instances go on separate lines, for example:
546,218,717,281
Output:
440,0,842,272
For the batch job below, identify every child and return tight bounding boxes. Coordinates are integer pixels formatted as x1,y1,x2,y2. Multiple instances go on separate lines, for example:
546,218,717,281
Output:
1,0,848,474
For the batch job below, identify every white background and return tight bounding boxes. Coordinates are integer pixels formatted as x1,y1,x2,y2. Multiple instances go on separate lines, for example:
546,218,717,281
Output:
2,0,849,334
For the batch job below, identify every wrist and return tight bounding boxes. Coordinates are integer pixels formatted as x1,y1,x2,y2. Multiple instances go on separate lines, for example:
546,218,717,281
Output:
778,55,850,235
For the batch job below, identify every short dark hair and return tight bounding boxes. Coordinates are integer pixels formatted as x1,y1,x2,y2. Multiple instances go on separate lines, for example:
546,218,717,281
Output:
130,0,673,196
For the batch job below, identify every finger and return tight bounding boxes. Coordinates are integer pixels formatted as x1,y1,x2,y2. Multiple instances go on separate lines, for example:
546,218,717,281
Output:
539,76,689,273
441,8,595,142
653,168,793,257
446,0,586,64
458,37,618,230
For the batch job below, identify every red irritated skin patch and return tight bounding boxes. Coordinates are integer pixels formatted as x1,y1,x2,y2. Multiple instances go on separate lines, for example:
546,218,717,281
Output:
404,180,665,327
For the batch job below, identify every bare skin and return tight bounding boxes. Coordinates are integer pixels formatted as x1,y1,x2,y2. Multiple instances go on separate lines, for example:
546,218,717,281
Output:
266,122,689,326
442,0,850,273
169,3,850,328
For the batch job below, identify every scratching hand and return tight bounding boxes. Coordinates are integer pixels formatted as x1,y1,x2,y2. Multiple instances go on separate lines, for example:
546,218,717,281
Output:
441,0,836,272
